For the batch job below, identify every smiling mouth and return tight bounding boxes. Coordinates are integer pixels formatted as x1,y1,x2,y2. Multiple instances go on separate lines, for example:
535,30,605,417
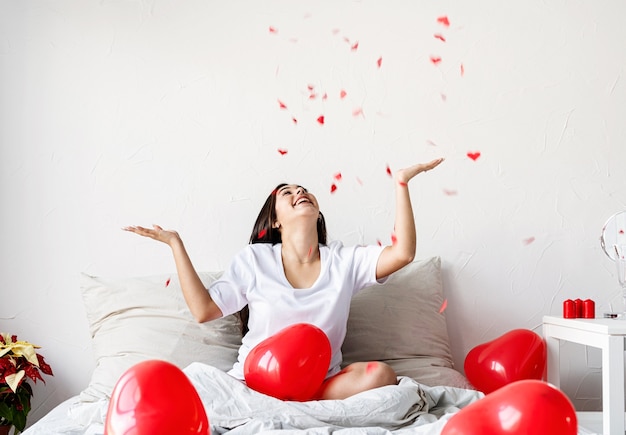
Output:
294,197,311,206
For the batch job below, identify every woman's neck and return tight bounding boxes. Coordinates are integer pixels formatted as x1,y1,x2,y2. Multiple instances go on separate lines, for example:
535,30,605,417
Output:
280,234,320,264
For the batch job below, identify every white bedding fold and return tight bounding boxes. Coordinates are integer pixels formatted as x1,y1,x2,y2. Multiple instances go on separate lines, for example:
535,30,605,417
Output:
24,363,484,435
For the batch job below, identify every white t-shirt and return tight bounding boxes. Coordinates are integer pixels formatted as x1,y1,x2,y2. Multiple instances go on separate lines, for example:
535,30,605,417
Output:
208,240,385,380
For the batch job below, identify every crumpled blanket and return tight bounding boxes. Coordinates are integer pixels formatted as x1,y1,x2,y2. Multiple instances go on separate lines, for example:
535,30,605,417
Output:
183,362,483,434
24,363,484,435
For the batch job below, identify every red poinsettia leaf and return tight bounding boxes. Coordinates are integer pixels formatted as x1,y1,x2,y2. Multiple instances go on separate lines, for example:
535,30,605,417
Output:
24,364,44,383
37,354,53,376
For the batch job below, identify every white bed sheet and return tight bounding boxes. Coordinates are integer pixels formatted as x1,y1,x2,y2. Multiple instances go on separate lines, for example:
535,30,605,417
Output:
23,364,592,435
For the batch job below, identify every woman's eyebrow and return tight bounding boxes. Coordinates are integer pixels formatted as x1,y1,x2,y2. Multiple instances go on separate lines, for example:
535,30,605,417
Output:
278,184,304,193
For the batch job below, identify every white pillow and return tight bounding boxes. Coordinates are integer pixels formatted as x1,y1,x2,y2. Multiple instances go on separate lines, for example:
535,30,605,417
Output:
342,257,473,389
79,272,241,402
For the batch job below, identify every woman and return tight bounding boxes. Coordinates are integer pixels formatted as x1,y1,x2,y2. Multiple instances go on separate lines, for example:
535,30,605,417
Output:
124,157,444,400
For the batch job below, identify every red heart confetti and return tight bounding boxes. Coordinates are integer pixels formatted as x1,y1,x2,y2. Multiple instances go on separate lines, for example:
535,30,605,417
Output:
460,63,465,76
430,56,442,65
523,237,536,245
351,41,359,51
317,115,325,125
322,92,328,100
330,183,338,194
376,239,382,246
386,165,392,177
443,189,458,196
391,233,398,245
278,99,287,109
398,181,408,187
291,117,298,124
437,16,450,27
334,172,342,181
352,107,364,117
377,57,383,68
269,26,278,34
439,298,448,313
467,152,481,161
258,229,267,239
165,277,171,287
307,84,315,91
434,34,446,42
356,177,363,186
340,89,347,99
619,229,624,235
277,148,288,155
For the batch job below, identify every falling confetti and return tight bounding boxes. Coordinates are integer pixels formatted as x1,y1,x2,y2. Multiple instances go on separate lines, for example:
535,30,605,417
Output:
620,229,625,235
308,245,313,258
309,93,317,100
352,107,364,117
523,237,536,245
434,34,446,42
322,92,328,100
330,183,338,194
317,115,325,125
386,164,392,177
430,56,442,65
258,229,267,239
269,26,278,34
377,57,383,68
340,89,347,99
291,117,298,124
391,233,398,245
460,63,465,76
334,172,342,181
351,41,359,51
165,277,171,287
398,181,408,187
437,16,450,27
376,239,383,246
277,148,288,155
467,152,481,161
277,99,287,109
443,189,458,196
439,298,448,313
356,177,363,186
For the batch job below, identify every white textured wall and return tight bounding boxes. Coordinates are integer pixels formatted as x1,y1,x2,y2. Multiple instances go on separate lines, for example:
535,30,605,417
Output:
1,0,625,426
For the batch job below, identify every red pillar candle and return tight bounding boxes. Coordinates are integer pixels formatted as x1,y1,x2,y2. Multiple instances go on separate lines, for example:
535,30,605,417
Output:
563,299,576,318
583,299,595,319
574,298,583,318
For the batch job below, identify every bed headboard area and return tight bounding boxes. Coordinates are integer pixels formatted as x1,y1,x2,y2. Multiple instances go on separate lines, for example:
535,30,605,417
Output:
78,256,472,403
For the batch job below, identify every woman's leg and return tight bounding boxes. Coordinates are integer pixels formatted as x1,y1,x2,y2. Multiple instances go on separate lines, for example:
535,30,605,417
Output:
316,361,397,400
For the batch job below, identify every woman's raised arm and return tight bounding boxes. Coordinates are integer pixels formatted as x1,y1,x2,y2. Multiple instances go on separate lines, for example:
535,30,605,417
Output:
123,225,223,323
375,157,444,280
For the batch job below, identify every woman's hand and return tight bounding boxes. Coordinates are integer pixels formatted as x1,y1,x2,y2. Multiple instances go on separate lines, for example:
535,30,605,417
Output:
122,225,181,247
395,157,444,185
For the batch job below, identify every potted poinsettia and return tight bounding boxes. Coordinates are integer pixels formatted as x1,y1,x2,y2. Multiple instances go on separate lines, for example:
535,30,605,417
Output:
0,334,53,434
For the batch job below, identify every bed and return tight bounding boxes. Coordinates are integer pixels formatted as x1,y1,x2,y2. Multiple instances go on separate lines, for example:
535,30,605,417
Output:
23,257,485,434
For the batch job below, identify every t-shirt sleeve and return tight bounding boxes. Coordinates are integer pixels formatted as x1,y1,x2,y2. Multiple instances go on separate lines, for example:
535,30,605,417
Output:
350,243,387,295
208,248,254,317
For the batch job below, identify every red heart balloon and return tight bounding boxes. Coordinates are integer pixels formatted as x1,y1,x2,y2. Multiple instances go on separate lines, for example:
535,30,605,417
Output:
105,360,209,435
464,329,546,394
244,323,331,401
441,380,577,435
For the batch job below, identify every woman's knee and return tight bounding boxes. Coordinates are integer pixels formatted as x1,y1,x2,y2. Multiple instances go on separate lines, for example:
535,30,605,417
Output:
363,361,397,388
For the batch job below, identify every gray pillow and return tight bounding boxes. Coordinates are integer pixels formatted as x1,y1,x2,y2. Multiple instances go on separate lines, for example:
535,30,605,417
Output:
342,257,473,389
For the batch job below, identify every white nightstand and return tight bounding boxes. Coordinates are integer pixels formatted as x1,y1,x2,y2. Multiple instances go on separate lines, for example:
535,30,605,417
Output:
543,315,626,435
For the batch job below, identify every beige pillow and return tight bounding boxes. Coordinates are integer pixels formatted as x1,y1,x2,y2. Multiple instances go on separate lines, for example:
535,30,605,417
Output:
79,272,241,402
342,257,473,389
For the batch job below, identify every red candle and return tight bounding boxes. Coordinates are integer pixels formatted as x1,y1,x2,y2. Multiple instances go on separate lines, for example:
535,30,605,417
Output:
563,299,576,318
574,298,583,318
583,299,595,319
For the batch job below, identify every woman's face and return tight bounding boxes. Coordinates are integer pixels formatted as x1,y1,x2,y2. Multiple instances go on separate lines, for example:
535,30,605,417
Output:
273,184,320,229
